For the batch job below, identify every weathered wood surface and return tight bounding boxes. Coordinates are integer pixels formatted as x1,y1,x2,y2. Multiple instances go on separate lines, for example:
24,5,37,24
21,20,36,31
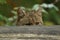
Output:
0,25,60,40
0,25,60,34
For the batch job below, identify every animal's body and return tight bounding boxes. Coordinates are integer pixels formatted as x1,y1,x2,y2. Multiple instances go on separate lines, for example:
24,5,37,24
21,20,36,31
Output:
16,6,43,26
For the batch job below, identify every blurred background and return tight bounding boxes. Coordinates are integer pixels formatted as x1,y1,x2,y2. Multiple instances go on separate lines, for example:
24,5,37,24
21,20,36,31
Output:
0,0,60,26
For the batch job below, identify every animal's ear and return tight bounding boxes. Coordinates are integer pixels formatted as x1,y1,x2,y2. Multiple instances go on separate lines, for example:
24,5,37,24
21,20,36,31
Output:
35,6,42,16
17,7,23,15
36,6,42,13
17,7,26,16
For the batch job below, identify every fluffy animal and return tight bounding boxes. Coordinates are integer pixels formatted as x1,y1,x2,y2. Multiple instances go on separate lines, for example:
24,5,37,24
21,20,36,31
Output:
16,6,43,26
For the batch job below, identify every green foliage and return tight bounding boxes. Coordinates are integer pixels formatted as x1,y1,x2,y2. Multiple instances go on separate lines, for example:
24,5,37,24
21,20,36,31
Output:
0,0,6,4
40,3,60,25
0,14,7,26
0,0,60,26
49,8,60,25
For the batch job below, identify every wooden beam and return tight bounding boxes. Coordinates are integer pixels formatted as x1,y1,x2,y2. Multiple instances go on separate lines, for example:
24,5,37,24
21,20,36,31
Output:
0,25,60,35
0,25,60,40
